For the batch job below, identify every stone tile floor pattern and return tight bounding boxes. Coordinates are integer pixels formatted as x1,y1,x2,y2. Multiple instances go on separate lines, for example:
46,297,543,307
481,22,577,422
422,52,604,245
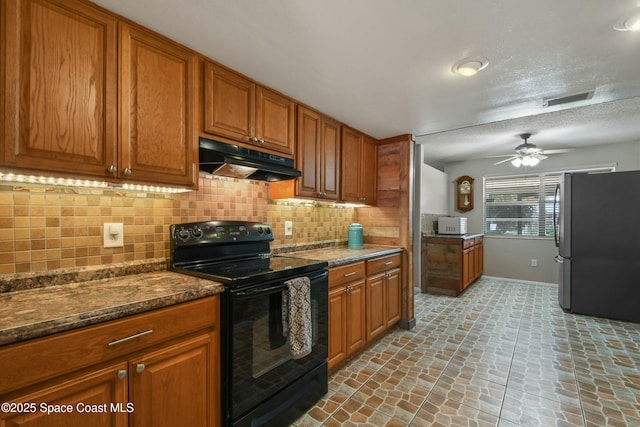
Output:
293,278,640,426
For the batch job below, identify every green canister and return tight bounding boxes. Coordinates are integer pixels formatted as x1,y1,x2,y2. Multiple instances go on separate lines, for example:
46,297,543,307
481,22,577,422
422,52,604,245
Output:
348,223,363,249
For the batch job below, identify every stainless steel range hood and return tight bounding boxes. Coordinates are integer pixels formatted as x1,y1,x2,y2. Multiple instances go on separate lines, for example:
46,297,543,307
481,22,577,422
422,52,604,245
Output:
198,137,301,182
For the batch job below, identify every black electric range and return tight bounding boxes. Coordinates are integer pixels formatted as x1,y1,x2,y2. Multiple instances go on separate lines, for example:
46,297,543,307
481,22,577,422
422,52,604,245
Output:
169,220,327,287
169,220,329,427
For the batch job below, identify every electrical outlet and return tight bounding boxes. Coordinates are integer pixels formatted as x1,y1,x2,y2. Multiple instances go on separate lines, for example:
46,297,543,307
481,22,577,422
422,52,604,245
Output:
284,221,293,236
531,259,538,267
104,223,124,248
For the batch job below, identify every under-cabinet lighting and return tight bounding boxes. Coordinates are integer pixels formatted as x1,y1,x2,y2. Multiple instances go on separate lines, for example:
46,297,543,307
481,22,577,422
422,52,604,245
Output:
0,171,190,194
269,198,367,209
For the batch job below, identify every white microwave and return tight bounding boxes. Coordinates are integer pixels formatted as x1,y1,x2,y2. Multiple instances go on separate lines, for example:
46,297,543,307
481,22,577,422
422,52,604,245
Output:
438,217,467,235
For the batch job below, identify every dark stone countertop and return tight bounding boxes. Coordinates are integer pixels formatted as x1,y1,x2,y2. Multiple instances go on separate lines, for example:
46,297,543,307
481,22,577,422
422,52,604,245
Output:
0,268,223,347
422,233,484,240
286,244,403,267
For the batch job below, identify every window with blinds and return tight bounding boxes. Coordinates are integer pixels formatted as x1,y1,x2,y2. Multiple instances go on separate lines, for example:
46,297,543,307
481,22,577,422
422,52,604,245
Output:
484,167,614,237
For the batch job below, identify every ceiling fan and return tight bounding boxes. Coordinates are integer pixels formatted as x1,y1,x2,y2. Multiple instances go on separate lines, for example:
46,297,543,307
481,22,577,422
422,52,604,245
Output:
493,133,573,167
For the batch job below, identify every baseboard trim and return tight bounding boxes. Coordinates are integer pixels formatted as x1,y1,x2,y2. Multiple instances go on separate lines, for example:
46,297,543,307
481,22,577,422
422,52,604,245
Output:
481,275,557,287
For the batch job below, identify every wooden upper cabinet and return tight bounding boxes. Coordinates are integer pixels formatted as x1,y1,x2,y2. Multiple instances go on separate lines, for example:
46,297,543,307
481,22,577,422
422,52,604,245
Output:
255,86,295,155
1,0,118,176
1,0,198,188
119,23,198,187
203,61,294,156
341,126,377,205
295,105,340,200
203,62,255,142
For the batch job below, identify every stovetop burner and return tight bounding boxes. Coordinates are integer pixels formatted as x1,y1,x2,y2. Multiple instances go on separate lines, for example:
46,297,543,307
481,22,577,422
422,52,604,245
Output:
169,220,327,288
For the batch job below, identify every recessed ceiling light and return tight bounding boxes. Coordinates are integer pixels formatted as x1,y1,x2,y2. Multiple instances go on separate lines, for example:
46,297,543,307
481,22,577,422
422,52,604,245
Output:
614,8,640,31
452,56,489,77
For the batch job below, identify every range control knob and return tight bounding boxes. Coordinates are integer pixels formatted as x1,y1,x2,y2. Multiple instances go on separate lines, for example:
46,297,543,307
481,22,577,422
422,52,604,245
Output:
191,227,203,239
177,228,190,241
256,226,264,235
265,227,272,235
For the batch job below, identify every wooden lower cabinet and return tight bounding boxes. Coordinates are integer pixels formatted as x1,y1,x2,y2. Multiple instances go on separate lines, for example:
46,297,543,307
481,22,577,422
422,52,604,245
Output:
327,262,366,371
424,235,483,296
365,254,402,342
328,252,403,372
0,362,129,427
0,297,220,427
129,333,217,427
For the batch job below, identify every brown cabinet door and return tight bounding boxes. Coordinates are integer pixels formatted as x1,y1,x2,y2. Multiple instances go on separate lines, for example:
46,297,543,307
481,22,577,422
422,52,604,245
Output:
385,268,402,327
327,285,348,370
0,362,128,427
296,106,321,198
129,332,218,427
340,127,362,203
346,280,366,355
340,127,377,205
119,24,197,187
462,247,471,288
1,0,117,177
320,116,341,200
203,62,255,143
361,135,378,205
255,86,295,155
365,273,386,342
474,241,483,279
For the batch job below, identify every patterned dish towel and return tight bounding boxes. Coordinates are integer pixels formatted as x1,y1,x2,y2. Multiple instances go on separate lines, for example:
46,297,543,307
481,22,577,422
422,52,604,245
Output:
283,277,312,359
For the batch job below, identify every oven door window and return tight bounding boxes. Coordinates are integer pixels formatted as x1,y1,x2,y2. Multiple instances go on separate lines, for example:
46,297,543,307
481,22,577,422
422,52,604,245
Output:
230,275,327,419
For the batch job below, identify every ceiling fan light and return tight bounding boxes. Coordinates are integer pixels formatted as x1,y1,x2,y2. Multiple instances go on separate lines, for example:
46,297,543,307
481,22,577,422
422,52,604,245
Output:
529,157,541,166
511,157,522,167
614,9,640,31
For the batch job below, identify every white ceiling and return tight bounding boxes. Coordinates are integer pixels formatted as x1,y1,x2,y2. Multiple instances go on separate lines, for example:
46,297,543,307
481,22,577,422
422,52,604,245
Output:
93,0,640,169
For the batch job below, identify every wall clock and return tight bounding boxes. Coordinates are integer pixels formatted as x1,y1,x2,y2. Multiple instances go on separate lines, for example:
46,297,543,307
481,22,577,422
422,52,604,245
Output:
456,175,474,212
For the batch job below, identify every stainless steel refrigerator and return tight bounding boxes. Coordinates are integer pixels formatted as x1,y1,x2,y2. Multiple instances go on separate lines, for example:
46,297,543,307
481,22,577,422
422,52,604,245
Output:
554,170,640,324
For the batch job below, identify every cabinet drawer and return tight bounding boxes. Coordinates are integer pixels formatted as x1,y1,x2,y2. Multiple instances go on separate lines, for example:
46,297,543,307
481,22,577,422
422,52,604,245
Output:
475,236,483,244
0,296,219,395
329,262,365,288
463,239,474,249
366,253,402,276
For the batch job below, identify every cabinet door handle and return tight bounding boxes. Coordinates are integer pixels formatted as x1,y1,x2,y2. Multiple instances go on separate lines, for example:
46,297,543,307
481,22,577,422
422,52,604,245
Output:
117,370,127,380
344,272,356,278
122,167,132,176
107,165,117,174
345,286,351,294
107,329,154,347
250,137,259,143
136,363,145,373
384,261,394,266
258,138,265,144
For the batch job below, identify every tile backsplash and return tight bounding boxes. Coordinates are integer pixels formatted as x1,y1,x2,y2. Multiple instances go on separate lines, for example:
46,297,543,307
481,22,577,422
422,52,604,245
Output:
0,174,356,275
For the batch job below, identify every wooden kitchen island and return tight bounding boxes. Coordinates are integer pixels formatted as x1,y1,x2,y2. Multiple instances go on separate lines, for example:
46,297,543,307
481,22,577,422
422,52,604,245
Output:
422,234,484,296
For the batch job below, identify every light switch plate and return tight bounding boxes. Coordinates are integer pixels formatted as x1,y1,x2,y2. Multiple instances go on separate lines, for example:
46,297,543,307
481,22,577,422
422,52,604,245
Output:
104,223,124,248
284,221,293,236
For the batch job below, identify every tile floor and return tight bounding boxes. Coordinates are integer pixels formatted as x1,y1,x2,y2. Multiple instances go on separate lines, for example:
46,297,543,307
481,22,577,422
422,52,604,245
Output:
293,277,640,426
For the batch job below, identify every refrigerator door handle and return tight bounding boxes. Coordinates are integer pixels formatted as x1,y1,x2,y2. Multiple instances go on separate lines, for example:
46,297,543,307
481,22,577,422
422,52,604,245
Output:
553,183,560,248
554,255,564,264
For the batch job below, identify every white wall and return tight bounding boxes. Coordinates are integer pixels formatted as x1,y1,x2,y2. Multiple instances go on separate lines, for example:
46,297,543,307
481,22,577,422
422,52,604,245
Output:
420,162,449,214
443,140,640,284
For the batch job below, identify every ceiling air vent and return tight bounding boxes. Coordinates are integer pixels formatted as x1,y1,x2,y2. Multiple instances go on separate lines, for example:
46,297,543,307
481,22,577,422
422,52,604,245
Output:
543,91,594,107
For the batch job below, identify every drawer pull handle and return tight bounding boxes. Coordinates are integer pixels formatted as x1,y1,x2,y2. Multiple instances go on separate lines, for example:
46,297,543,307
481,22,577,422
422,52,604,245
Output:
117,370,127,380
108,329,154,347
384,261,394,266
344,272,356,277
136,363,146,373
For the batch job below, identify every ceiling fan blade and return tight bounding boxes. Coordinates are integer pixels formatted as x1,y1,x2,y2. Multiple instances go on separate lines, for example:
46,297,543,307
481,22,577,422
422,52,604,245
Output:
494,156,517,165
485,154,516,158
542,148,574,155
534,153,548,160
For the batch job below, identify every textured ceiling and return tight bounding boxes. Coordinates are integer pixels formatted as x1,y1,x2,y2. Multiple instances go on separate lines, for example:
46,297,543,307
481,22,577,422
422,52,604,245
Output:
92,0,640,168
